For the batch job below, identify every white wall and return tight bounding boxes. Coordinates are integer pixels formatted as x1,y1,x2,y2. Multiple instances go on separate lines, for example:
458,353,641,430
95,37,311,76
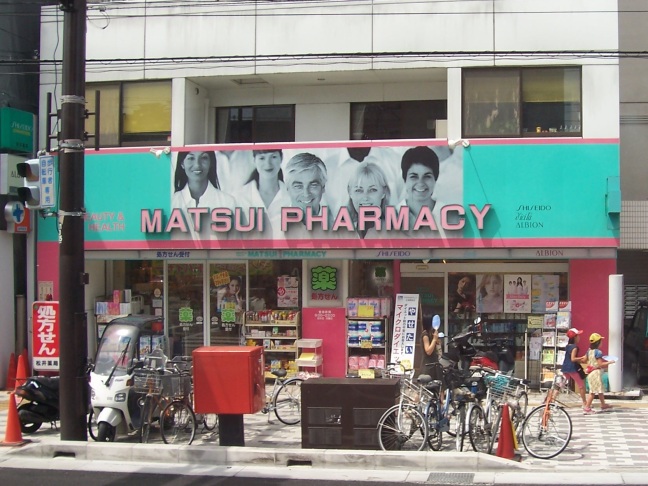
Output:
0,232,15,388
295,103,350,142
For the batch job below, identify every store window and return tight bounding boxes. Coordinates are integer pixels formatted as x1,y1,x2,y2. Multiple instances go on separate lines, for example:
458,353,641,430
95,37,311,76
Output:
167,263,204,357
462,67,581,138
86,80,172,147
216,105,295,143
350,101,446,140
209,262,247,346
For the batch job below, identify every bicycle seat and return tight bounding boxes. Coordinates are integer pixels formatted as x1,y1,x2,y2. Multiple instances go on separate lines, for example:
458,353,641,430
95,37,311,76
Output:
424,380,442,391
417,374,433,384
271,369,288,378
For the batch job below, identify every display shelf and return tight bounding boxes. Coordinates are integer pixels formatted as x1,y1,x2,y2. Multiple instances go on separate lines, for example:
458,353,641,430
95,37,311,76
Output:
540,302,571,390
295,338,323,378
245,310,301,379
346,315,388,376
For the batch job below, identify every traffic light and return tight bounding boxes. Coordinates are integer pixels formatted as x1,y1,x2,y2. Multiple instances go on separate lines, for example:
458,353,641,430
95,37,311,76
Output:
16,158,41,209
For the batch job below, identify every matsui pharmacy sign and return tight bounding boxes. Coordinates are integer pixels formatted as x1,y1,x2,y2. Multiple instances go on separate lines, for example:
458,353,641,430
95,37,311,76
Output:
32,301,60,371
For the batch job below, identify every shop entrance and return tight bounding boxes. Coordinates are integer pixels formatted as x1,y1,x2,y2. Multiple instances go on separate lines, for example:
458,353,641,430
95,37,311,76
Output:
400,272,446,374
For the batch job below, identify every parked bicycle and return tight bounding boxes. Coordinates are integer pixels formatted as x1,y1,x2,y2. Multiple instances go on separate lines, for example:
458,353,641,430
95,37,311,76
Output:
261,369,303,425
468,367,529,454
133,366,196,445
520,370,573,459
376,364,429,451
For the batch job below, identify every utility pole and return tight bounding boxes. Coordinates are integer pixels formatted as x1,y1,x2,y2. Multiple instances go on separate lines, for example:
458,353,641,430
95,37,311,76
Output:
58,0,88,441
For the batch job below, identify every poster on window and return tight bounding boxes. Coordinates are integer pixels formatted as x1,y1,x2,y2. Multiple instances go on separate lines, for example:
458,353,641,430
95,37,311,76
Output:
475,274,504,314
531,274,560,313
277,275,299,308
504,274,531,313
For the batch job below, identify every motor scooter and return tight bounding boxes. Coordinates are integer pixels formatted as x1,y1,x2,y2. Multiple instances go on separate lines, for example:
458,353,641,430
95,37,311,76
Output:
15,375,60,433
88,314,166,442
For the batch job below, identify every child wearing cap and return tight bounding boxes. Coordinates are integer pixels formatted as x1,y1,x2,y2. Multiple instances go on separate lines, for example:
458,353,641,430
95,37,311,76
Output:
584,332,614,414
561,328,588,410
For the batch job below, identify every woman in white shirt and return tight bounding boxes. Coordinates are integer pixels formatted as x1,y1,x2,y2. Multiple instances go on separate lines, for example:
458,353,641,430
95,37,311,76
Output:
171,150,236,240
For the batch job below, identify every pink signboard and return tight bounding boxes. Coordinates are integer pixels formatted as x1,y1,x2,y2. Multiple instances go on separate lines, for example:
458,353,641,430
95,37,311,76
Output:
32,301,60,371
301,307,347,378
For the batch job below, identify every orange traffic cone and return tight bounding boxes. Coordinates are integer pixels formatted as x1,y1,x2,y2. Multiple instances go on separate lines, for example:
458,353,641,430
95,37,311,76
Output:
14,354,28,390
5,352,16,390
0,392,28,446
495,405,517,460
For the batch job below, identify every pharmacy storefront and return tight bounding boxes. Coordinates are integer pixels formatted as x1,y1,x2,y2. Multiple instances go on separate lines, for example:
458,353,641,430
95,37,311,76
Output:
36,139,619,381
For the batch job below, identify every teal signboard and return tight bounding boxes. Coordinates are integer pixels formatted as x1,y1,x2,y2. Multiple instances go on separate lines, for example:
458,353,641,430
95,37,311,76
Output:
36,140,620,250
0,107,34,153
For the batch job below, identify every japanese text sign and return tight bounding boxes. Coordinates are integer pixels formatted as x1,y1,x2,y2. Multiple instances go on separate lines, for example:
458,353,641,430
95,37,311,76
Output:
390,294,420,372
32,301,60,371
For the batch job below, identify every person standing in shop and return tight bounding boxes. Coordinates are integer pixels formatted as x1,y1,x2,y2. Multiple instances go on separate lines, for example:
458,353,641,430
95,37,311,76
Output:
561,328,588,411
584,332,615,414
421,319,443,380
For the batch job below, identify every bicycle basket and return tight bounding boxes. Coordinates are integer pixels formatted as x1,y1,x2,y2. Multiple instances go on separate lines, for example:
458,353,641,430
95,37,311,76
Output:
401,379,421,403
132,369,163,394
160,372,192,398
484,373,517,402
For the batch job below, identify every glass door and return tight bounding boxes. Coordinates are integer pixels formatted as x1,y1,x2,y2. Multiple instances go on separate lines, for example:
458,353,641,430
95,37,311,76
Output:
209,262,247,346
167,263,205,358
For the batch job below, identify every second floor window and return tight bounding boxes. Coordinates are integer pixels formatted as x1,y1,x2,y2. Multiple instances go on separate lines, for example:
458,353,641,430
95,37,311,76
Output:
351,100,447,140
86,80,172,148
462,67,582,138
216,105,295,143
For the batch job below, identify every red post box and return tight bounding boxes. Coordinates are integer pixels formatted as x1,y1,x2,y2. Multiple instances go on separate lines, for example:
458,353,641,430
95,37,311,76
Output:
192,346,265,414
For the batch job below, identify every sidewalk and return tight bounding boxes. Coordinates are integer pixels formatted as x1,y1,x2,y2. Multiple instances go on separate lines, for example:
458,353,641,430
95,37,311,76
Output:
2,388,648,483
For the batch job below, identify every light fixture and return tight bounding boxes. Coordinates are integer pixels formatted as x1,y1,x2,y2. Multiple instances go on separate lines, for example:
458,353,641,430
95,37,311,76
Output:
149,147,171,158
442,259,447,264
448,139,470,149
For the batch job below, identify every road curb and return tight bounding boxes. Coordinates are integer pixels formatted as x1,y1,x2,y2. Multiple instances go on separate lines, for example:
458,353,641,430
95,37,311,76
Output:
6,440,530,472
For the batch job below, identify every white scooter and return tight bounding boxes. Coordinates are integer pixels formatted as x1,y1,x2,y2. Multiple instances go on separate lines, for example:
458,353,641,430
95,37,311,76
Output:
88,315,166,442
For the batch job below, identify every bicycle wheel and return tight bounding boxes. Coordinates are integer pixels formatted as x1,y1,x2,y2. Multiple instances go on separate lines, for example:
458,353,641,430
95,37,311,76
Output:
521,404,572,459
377,403,428,451
424,400,443,451
468,404,490,453
455,404,466,451
513,391,529,437
202,413,218,432
487,405,502,454
161,400,197,445
274,378,303,425
139,396,154,443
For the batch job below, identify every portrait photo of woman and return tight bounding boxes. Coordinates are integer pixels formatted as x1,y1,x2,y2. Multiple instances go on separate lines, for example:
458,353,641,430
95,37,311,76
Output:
171,150,237,240
476,273,504,313
347,161,392,239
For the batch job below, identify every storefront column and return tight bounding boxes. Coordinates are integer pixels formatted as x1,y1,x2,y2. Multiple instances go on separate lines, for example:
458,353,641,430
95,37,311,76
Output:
569,258,617,352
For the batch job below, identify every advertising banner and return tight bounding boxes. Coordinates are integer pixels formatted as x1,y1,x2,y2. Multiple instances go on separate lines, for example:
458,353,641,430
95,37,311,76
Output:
32,301,60,371
391,294,420,371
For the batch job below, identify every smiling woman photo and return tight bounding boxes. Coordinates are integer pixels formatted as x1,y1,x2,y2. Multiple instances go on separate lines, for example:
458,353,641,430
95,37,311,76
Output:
171,150,236,239
399,146,440,220
347,161,391,239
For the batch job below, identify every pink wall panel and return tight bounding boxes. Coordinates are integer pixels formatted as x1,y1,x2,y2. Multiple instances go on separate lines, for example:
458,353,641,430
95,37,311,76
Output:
569,259,617,355
37,242,60,299
302,307,347,378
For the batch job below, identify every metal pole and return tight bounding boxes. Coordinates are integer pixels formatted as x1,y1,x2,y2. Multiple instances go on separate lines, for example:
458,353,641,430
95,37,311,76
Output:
58,0,88,441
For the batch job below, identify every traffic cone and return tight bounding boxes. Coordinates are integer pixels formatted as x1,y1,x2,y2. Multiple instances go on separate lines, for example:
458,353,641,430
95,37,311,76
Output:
5,353,16,390
14,354,28,390
495,405,516,460
0,393,28,446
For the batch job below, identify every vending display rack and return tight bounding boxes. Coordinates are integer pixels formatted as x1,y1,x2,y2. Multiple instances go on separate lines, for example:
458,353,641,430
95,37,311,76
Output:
295,338,324,378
